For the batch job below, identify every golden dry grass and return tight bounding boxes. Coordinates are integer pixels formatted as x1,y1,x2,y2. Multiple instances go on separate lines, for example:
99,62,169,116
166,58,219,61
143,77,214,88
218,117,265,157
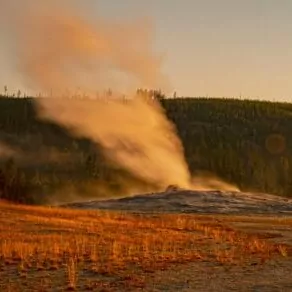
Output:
0,200,290,291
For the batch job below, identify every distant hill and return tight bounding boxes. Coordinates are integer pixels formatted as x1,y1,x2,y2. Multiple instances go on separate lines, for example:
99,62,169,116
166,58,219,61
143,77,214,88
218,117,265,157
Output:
1,96,292,203
161,98,292,197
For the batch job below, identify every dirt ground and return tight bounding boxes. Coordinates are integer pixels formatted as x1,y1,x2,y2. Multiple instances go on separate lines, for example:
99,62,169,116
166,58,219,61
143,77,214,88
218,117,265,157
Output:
140,258,292,292
1,199,292,291
140,216,292,292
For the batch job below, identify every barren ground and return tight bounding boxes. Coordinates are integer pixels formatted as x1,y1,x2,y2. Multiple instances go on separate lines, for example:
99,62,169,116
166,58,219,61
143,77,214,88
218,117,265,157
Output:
1,190,292,291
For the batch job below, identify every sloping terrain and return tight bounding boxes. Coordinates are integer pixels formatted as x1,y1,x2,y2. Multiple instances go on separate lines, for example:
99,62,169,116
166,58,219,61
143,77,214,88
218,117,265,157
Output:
63,189,292,215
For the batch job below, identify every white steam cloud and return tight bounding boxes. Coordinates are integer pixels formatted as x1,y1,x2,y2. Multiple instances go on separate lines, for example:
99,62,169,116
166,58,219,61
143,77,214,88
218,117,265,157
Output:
1,0,238,194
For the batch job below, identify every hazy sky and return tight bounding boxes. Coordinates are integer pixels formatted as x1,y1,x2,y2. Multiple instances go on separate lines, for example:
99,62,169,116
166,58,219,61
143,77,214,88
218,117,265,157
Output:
1,0,292,101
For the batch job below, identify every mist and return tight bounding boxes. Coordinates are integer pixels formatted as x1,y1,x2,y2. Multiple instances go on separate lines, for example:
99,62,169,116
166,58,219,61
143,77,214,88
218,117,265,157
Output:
2,0,168,94
0,142,18,160
36,97,191,189
1,0,238,200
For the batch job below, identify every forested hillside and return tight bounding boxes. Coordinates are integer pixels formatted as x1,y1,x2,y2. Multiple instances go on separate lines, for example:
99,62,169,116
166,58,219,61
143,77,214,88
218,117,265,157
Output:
162,98,292,195
1,95,292,204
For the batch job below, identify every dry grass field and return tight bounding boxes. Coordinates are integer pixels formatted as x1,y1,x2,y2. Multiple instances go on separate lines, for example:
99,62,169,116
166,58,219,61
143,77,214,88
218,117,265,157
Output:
0,200,292,291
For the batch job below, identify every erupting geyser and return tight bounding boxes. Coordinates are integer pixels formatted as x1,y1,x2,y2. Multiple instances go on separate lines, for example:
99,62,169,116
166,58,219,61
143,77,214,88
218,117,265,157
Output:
1,0,238,198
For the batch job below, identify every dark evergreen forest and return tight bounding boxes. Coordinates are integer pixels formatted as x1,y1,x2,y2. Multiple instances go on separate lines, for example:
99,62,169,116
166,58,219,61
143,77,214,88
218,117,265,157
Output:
1,95,292,204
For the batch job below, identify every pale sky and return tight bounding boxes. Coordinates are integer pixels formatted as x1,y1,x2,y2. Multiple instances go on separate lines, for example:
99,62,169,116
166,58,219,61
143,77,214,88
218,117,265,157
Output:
1,0,292,101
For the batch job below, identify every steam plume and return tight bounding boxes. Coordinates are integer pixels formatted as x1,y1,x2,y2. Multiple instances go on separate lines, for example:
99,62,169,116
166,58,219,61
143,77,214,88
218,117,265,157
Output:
1,0,238,193
4,0,168,94
0,143,18,160
37,97,191,188
3,0,190,189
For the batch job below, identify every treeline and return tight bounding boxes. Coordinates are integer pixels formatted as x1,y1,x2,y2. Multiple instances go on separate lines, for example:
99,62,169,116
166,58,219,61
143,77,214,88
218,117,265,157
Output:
161,98,292,195
1,96,292,204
